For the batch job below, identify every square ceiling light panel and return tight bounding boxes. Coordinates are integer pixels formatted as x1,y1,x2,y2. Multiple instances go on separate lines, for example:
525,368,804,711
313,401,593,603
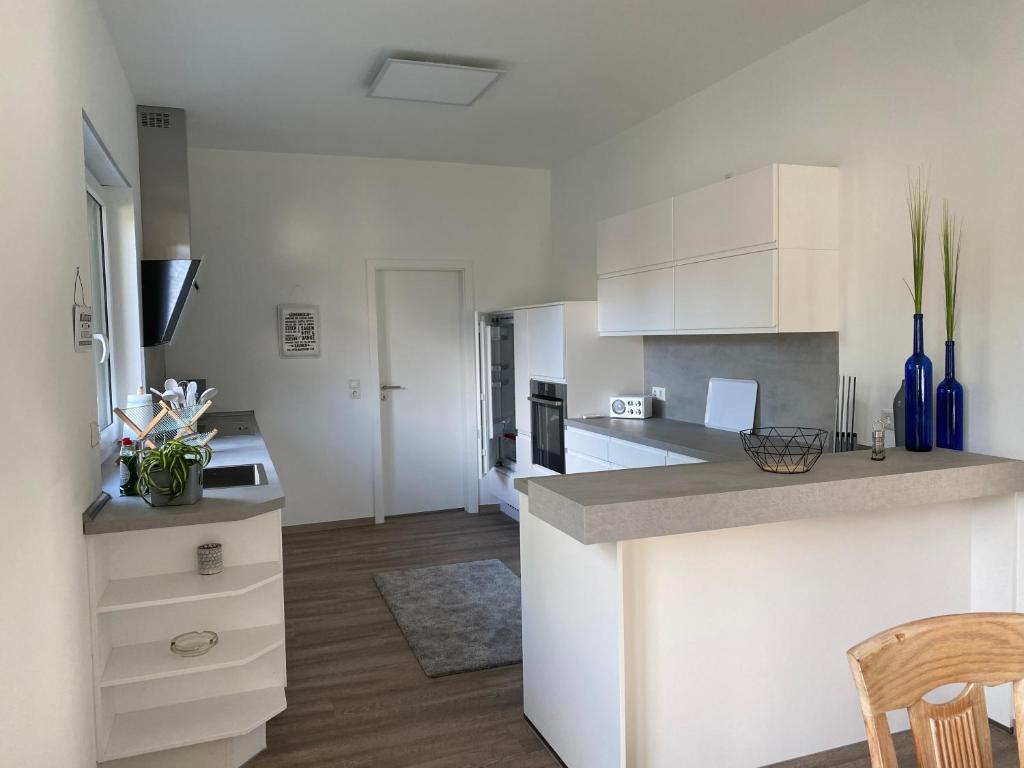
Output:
368,58,505,106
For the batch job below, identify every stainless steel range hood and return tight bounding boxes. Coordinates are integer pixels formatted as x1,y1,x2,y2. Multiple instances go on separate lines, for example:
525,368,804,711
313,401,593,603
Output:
137,105,200,347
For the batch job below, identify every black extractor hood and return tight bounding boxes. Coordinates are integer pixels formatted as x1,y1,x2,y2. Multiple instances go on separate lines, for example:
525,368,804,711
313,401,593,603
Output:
141,259,200,346
137,105,200,347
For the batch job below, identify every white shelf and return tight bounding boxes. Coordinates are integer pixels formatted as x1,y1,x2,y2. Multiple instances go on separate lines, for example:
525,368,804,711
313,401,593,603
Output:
100,624,285,687
97,562,282,614
101,686,286,761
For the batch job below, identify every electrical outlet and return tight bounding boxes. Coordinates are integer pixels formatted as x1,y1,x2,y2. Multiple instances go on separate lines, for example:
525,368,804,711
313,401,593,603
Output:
350,389,361,400
652,386,666,400
880,410,895,431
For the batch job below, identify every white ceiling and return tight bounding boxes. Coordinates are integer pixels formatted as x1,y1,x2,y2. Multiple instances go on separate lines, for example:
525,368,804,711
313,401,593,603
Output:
98,0,867,168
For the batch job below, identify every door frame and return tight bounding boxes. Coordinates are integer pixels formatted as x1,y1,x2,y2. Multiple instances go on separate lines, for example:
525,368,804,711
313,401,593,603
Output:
366,259,478,524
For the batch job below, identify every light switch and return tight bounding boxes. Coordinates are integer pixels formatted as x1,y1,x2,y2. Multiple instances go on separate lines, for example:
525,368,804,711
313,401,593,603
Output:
348,379,360,390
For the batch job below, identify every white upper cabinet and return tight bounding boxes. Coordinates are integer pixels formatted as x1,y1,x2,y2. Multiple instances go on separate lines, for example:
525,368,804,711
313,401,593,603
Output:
673,165,776,261
596,164,839,336
596,198,673,275
527,304,565,381
674,250,775,331
597,267,675,333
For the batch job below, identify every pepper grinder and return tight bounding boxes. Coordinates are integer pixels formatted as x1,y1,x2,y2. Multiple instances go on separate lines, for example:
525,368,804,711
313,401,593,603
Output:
871,428,886,461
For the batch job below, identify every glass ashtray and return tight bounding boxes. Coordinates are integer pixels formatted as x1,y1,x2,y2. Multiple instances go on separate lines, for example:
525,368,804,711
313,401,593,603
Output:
170,630,219,657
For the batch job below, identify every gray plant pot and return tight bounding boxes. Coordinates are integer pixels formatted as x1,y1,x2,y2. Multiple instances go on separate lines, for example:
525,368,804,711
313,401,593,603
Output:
143,463,204,507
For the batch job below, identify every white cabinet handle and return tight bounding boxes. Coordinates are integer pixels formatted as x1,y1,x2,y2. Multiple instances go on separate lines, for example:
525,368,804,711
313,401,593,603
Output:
92,332,109,364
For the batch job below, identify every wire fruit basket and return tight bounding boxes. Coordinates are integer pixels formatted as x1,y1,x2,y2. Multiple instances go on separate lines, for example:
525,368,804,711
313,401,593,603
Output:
740,427,828,474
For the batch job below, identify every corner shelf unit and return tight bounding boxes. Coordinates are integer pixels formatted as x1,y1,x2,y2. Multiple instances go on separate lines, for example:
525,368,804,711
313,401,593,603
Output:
86,509,287,766
101,623,285,688
102,687,287,762
97,561,283,613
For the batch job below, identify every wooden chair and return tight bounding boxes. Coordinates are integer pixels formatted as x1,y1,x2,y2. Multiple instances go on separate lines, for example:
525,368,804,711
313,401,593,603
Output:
847,612,1024,768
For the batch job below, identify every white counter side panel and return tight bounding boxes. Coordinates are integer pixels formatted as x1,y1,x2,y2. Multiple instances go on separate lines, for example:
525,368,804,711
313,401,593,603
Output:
620,500,983,768
520,496,623,768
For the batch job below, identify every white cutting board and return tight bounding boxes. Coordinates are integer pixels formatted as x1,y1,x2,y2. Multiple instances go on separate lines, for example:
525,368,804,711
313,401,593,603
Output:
704,377,758,432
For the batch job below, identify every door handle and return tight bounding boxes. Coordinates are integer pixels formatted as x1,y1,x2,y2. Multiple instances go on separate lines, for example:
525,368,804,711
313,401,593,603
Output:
380,385,404,391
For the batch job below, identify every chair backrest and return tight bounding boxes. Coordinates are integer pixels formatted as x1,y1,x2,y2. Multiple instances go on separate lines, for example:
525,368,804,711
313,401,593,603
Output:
847,612,1024,768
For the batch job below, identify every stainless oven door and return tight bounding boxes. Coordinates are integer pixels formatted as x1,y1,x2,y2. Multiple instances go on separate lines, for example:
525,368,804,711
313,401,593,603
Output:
530,394,565,474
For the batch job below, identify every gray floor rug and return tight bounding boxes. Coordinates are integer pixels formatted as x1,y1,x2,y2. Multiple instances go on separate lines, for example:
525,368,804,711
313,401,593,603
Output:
373,558,522,677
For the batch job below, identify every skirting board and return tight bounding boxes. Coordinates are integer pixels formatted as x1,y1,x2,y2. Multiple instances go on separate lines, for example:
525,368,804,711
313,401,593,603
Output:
283,517,374,533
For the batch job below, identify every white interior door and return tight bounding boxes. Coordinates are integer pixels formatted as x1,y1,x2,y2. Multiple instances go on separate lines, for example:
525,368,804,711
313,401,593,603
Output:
377,269,465,516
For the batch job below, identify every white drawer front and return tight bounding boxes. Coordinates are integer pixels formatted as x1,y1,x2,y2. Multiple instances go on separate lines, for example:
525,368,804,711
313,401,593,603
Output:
565,451,613,475
608,438,667,468
565,427,610,461
667,452,706,466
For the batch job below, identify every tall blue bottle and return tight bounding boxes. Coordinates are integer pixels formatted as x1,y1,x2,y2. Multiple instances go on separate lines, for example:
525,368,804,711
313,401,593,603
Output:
904,313,933,451
936,339,964,450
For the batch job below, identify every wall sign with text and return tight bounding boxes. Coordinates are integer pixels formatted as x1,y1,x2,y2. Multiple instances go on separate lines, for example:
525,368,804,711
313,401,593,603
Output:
277,304,321,358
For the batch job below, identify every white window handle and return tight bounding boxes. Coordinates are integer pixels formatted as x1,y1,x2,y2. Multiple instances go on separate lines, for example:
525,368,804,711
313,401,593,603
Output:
92,332,109,364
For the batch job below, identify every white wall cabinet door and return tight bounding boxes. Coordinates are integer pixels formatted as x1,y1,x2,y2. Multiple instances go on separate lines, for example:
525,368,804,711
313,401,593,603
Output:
527,304,565,381
674,250,775,331
608,438,667,469
513,308,531,435
597,198,673,275
597,268,675,333
566,451,613,474
673,165,776,261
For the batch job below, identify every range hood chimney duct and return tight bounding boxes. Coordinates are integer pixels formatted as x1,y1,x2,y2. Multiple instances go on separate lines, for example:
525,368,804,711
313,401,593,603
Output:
137,105,201,347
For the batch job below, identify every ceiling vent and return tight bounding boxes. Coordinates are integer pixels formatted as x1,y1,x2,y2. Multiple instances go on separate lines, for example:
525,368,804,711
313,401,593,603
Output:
139,109,172,129
368,58,504,106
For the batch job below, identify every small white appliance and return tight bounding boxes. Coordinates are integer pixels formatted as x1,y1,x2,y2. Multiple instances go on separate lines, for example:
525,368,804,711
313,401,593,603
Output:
609,395,652,419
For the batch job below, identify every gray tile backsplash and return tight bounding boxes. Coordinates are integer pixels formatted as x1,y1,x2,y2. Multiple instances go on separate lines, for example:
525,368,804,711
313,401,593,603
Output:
644,333,838,430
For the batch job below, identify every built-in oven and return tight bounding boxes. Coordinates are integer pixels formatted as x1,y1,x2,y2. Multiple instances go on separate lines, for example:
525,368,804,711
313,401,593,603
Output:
529,379,567,474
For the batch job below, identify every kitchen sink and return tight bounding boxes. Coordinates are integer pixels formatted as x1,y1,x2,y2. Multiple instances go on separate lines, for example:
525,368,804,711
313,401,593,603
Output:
203,463,267,489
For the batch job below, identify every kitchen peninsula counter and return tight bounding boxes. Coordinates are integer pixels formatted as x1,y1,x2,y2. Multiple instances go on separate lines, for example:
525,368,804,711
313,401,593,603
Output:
518,447,1024,768
515,447,1024,544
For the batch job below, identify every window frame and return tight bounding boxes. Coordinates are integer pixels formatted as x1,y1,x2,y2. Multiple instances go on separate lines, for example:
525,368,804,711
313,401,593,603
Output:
84,169,121,461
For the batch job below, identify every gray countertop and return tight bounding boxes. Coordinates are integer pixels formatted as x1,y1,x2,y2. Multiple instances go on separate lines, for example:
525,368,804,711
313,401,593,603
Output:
519,447,1024,545
565,417,749,462
84,412,285,535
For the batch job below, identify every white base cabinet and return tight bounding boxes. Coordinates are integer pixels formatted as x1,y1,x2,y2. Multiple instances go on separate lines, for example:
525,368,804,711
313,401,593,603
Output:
564,427,704,474
87,512,286,767
596,164,839,336
566,451,613,474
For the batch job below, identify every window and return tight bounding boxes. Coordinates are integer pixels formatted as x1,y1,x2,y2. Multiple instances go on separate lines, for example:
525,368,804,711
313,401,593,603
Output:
86,189,113,432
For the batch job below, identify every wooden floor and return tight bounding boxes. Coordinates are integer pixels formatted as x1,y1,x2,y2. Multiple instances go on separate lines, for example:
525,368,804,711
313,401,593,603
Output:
249,510,558,768
252,509,1017,768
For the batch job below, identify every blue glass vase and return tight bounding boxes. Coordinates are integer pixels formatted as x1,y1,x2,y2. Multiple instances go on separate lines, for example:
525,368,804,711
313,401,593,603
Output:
936,340,964,450
904,313,933,451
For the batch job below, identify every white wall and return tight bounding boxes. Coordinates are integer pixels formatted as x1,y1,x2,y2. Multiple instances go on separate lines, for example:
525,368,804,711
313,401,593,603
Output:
0,0,140,765
167,149,551,525
551,0,1024,457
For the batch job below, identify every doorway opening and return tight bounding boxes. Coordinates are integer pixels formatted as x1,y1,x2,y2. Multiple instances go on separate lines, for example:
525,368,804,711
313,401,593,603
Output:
367,261,478,523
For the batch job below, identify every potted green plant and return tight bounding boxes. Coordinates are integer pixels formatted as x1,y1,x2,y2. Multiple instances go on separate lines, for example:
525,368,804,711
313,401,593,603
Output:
137,439,213,507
